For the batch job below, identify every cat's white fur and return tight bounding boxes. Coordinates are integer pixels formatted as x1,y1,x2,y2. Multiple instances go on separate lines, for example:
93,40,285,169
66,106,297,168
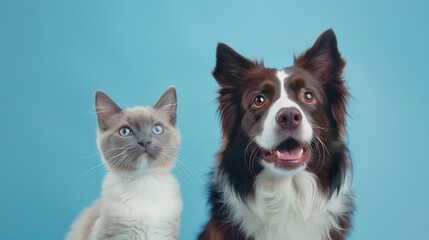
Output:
67,169,182,240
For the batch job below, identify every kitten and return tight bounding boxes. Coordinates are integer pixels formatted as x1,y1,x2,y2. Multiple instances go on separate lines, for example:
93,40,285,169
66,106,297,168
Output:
67,87,182,240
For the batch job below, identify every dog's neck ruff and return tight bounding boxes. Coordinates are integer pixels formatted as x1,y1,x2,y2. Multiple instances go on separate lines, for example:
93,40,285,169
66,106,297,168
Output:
217,168,353,240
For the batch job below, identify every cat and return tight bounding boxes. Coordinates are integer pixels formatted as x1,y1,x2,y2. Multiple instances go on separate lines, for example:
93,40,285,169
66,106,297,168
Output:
67,86,182,240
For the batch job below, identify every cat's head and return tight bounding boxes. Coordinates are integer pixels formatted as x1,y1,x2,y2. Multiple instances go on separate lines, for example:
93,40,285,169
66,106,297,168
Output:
95,87,180,173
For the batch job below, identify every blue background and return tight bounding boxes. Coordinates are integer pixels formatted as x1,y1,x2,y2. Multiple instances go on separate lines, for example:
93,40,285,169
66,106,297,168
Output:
1,0,428,239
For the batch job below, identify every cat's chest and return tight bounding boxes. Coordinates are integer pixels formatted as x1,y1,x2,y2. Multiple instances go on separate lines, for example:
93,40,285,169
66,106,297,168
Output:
103,173,182,222
110,193,179,221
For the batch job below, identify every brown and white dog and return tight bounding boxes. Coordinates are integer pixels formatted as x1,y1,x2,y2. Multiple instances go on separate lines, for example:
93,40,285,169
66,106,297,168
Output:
198,29,353,240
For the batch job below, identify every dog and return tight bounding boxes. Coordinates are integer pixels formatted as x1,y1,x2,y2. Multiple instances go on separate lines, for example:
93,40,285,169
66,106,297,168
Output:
198,29,353,240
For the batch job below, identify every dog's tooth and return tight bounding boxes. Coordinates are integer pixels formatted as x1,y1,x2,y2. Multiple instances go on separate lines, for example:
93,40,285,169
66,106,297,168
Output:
276,150,281,159
299,148,304,157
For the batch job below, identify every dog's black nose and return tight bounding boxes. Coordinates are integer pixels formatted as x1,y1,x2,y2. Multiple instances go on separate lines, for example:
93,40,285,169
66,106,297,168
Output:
276,107,302,130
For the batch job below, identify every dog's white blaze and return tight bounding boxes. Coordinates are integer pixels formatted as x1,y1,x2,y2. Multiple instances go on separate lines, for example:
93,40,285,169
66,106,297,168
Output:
220,169,353,240
255,70,313,151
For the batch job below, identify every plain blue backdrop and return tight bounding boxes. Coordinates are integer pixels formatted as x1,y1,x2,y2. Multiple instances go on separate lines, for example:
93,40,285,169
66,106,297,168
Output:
1,0,428,239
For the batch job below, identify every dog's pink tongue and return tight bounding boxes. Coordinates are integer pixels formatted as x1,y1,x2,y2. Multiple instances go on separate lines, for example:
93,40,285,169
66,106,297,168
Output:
276,148,303,161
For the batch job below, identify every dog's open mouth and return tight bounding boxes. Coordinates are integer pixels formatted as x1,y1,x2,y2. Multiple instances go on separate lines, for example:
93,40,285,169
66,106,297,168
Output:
261,138,311,169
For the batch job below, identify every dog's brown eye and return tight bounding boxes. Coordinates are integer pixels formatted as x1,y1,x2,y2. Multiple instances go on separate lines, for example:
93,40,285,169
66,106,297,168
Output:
253,95,266,108
303,91,314,103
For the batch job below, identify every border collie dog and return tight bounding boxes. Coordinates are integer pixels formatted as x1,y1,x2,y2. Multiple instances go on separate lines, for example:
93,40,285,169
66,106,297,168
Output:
199,29,353,240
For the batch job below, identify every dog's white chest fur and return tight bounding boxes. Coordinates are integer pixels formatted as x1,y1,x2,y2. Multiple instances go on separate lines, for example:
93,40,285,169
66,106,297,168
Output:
222,170,352,240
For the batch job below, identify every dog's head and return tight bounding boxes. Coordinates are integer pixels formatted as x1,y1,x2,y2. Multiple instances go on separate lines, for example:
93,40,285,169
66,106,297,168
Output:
214,29,348,177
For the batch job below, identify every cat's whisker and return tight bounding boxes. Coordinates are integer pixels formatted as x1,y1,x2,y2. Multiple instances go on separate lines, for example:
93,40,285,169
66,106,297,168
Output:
160,151,201,192
158,152,193,188
160,151,196,175
162,149,203,180
103,146,131,153
79,162,105,179
109,150,128,172
82,152,101,159
174,163,200,192
156,140,205,149
122,154,136,186
87,168,106,186
175,158,202,185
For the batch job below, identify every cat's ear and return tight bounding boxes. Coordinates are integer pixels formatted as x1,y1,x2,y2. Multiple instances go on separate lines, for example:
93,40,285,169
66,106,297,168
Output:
154,86,177,126
95,91,122,131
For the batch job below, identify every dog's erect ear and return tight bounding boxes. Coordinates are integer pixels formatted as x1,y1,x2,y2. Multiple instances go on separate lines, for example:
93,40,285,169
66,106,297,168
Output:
295,29,349,137
213,43,258,88
213,43,259,140
294,29,345,82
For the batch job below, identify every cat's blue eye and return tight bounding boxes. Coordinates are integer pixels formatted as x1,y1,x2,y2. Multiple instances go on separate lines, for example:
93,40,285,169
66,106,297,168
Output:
119,127,132,137
152,125,163,135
